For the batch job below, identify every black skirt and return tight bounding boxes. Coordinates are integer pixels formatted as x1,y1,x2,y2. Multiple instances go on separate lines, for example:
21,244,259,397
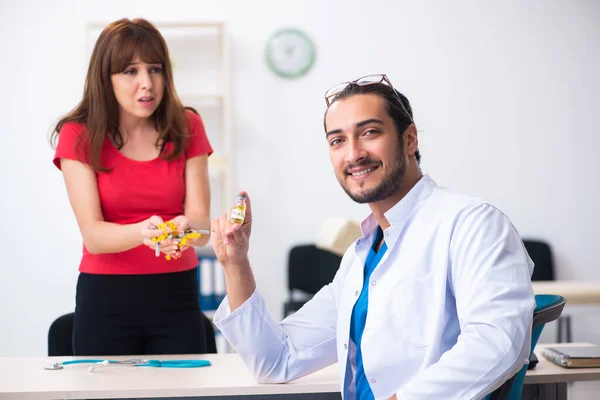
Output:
73,267,208,356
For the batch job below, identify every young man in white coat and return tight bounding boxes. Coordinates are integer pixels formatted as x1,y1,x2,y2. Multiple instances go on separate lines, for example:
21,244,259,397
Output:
210,74,535,400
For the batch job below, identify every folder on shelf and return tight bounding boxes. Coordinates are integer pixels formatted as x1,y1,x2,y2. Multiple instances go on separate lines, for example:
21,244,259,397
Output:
213,260,226,306
542,345,600,368
198,257,215,311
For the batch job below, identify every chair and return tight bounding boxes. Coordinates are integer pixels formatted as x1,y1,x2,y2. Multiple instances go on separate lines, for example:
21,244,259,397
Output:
283,244,342,317
48,312,217,356
486,294,566,400
48,313,75,356
523,239,554,281
523,240,555,281
523,239,571,342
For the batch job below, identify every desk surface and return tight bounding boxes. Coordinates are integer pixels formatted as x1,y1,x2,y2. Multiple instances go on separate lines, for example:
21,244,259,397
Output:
0,353,338,399
532,281,600,305
3,344,600,399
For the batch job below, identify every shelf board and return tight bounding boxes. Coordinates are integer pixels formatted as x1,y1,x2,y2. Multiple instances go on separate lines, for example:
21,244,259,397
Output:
155,21,224,29
87,21,224,30
181,94,224,107
160,27,221,39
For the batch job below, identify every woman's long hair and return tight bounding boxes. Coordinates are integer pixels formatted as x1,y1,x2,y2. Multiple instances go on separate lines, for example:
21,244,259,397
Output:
51,18,193,171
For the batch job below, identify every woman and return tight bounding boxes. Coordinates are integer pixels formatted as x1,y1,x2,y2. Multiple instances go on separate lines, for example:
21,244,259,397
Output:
51,18,212,356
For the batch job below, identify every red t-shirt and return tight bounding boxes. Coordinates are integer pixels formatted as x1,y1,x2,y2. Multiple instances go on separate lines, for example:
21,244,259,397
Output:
53,110,213,275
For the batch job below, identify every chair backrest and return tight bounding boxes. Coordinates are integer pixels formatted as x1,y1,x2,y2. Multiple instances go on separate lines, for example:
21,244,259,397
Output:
486,294,566,400
284,244,342,316
48,313,75,356
523,239,555,281
287,244,342,295
48,312,218,356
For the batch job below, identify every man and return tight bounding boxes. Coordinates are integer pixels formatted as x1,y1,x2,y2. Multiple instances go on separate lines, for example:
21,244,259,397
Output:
211,74,535,400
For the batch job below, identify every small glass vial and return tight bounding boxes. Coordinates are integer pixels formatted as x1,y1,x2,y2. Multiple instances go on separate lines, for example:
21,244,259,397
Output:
230,194,247,224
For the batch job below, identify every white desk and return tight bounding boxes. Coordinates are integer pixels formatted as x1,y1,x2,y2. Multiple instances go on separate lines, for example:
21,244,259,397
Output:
527,343,600,384
0,353,339,399
2,345,600,400
523,343,600,400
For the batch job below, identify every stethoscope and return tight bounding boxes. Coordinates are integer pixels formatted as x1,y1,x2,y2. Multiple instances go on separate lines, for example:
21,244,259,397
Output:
45,358,211,372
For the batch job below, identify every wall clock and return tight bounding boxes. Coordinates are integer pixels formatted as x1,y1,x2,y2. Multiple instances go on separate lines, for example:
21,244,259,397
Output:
265,28,315,78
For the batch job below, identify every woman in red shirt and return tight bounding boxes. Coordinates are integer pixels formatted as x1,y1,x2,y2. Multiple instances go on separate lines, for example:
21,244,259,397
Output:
52,18,213,356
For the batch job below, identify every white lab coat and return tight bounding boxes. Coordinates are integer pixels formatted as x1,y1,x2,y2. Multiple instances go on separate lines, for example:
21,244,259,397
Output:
214,175,535,400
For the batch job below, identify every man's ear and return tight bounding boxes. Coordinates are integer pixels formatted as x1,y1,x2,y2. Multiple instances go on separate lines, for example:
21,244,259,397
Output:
404,124,419,156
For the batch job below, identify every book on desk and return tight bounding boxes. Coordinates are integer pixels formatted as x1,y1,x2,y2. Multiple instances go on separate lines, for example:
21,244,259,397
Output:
542,345,600,368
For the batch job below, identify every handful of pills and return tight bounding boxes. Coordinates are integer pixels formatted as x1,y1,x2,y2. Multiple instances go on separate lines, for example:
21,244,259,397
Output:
152,222,208,260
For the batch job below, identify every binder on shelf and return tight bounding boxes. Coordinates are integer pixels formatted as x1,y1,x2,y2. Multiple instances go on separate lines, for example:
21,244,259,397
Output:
213,260,226,306
198,256,215,311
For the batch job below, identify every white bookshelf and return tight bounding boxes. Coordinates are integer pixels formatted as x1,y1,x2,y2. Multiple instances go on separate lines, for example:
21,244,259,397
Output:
85,21,232,217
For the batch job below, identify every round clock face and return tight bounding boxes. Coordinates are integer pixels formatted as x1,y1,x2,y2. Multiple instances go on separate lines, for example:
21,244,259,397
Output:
265,28,315,78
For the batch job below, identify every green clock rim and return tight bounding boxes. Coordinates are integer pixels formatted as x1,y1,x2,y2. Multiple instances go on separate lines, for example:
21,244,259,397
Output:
265,28,315,79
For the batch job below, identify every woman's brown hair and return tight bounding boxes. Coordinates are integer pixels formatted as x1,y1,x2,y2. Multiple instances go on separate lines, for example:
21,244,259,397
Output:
51,18,193,171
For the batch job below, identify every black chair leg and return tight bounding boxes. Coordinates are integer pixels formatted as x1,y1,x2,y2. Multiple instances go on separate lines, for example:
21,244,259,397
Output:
557,317,563,343
556,316,573,343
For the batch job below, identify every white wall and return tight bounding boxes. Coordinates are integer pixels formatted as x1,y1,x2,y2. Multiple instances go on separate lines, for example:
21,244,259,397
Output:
1,0,599,383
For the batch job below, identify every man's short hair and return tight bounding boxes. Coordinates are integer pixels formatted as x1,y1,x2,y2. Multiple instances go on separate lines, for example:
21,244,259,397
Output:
324,83,421,164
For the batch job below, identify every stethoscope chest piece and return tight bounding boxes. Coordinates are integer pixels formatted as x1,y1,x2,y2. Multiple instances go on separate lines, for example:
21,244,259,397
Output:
44,362,64,370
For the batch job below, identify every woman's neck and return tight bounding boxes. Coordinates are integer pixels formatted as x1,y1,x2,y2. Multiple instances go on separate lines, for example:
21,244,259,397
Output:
118,113,154,140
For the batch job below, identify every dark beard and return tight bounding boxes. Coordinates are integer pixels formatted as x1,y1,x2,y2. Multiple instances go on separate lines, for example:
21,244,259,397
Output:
339,147,407,204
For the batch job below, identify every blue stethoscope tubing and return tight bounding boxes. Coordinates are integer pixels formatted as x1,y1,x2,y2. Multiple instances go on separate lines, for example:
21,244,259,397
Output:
45,359,211,370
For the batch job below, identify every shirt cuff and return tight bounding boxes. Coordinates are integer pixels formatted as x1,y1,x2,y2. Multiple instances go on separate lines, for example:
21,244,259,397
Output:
213,287,261,328
213,287,290,374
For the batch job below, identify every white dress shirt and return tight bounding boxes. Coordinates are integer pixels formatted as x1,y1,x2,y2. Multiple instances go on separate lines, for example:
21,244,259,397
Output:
213,175,535,400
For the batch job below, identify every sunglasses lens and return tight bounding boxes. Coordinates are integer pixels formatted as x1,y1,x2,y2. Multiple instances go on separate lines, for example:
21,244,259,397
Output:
355,74,385,86
325,82,350,99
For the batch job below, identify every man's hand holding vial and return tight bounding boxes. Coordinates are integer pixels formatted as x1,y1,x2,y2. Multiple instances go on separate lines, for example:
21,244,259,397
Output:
210,192,256,311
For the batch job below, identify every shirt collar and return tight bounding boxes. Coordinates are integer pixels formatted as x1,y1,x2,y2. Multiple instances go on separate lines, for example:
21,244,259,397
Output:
360,174,437,237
